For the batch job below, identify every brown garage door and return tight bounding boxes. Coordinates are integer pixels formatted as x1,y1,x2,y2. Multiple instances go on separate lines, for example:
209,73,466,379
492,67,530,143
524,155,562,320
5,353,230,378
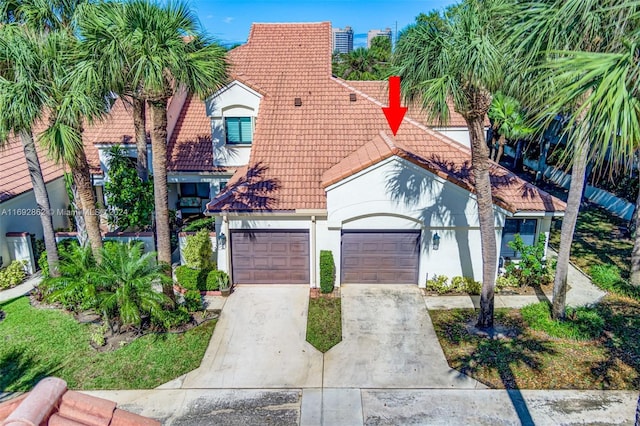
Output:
231,230,309,284
341,231,420,284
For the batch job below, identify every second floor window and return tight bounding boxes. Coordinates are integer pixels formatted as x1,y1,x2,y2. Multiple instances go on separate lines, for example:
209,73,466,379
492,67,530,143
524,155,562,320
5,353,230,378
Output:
225,117,252,144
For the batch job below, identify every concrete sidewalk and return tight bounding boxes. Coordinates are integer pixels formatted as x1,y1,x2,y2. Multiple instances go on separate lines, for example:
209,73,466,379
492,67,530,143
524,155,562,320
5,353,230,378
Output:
82,388,638,425
0,273,41,303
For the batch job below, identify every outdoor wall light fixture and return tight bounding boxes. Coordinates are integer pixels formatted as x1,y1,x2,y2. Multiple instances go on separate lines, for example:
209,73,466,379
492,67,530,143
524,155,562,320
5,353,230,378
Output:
218,232,227,249
432,233,441,250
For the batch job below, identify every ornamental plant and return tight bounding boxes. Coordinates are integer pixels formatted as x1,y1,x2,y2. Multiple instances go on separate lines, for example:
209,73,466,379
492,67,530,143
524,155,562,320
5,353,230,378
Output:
319,250,335,293
505,234,554,287
183,229,214,270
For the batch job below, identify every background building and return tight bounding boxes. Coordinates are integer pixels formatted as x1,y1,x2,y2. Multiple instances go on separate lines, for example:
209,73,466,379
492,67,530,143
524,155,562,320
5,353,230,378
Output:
332,26,353,53
367,28,392,48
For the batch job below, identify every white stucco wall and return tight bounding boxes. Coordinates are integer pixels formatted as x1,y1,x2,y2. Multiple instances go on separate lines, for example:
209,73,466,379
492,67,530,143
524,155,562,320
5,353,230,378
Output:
206,81,262,168
432,127,472,148
326,157,507,286
0,177,69,268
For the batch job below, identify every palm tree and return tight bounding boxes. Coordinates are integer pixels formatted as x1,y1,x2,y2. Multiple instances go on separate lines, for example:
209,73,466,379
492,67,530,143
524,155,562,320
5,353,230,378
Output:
98,0,228,288
0,24,60,277
487,93,534,164
77,1,149,182
96,242,172,331
393,0,509,328
38,29,107,261
508,0,640,318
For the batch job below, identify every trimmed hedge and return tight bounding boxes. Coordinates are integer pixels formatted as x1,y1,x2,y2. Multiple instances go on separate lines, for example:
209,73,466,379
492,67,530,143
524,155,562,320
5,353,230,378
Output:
319,250,335,294
175,265,210,291
183,229,214,270
206,270,229,291
0,260,27,290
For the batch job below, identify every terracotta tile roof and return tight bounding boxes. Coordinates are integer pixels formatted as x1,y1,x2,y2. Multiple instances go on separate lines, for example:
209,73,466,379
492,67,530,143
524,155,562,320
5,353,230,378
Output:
345,80,473,127
167,94,229,172
205,22,564,215
0,132,65,203
0,377,159,425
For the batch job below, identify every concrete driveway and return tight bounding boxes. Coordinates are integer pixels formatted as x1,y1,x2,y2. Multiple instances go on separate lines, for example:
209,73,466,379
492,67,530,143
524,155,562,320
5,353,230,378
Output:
181,286,323,389
323,285,483,388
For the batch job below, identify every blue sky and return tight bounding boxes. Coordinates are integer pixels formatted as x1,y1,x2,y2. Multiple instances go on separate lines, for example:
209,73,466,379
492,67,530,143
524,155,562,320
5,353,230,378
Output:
190,0,457,47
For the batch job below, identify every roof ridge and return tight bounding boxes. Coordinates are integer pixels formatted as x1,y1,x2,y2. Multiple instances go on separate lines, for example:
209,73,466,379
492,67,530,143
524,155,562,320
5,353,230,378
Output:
333,78,474,156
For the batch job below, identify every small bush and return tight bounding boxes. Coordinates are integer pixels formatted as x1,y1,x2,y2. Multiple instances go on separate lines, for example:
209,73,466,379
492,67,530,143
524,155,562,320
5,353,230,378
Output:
38,251,50,278
521,302,604,340
156,306,191,329
496,274,519,289
183,290,203,312
504,234,554,287
206,270,229,291
319,250,335,294
0,260,27,290
183,229,214,270
182,217,215,232
451,276,482,294
426,274,449,294
175,265,210,291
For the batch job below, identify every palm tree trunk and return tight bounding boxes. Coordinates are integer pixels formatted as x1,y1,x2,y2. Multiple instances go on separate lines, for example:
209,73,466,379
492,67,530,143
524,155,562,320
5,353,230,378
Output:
468,116,498,329
148,99,174,300
495,135,506,164
552,138,588,319
630,157,640,286
71,148,103,261
19,130,60,277
133,97,148,182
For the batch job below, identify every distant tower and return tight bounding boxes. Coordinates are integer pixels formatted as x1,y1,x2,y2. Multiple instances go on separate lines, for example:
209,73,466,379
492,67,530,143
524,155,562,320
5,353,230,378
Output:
367,28,392,48
332,26,354,54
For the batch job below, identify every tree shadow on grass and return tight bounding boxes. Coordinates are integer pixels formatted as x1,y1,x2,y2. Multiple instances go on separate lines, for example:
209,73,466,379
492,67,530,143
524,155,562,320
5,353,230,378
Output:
589,299,640,389
0,347,61,392
435,309,556,426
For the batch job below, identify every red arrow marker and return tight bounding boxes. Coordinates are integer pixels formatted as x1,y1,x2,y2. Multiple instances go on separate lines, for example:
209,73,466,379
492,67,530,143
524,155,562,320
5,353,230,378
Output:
382,76,408,136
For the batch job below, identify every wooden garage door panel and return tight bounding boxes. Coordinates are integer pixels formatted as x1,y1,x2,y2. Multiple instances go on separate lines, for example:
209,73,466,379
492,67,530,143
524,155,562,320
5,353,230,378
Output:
231,231,309,284
341,231,420,284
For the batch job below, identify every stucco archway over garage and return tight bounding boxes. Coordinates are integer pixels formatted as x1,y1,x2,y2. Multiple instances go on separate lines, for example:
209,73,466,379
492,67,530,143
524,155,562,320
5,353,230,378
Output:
341,231,420,284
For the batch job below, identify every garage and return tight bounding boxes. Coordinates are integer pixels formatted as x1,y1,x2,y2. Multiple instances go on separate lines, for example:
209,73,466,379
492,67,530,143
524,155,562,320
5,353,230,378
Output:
341,231,420,284
231,230,310,284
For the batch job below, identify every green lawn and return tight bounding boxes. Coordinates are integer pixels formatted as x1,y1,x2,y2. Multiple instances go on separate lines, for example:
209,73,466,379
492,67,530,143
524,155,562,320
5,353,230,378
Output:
430,295,640,389
0,297,215,391
306,296,342,353
549,205,633,278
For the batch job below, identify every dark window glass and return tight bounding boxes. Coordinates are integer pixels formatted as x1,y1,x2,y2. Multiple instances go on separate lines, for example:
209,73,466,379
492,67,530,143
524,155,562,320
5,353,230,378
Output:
225,117,252,144
500,218,537,259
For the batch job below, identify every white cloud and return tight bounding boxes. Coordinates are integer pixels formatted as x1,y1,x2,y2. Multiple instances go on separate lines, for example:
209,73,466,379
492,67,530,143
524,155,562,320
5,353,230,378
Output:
206,14,213,19
223,17,234,24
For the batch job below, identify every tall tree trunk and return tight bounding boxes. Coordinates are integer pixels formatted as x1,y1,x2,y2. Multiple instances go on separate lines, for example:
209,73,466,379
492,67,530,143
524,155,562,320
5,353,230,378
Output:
149,99,174,300
495,135,506,164
71,148,103,262
133,97,148,182
468,116,498,329
630,157,640,286
19,130,60,277
552,138,588,319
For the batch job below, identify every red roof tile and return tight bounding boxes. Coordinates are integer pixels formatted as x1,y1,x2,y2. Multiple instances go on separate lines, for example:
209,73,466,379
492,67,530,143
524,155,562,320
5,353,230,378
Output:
0,132,65,203
206,22,564,214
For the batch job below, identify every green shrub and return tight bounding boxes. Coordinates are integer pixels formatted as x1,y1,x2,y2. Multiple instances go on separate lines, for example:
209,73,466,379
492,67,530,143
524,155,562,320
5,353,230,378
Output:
206,270,229,291
39,239,81,279
183,289,203,312
156,306,191,329
451,276,482,294
504,234,554,287
319,250,335,294
426,274,449,294
0,261,27,290
38,251,50,278
521,302,604,340
183,229,214,270
175,265,210,291
182,217,215,232
496,274,519,289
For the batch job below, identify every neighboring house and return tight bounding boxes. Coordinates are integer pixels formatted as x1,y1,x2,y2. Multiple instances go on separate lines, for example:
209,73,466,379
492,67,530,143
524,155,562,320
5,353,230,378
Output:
202,22,565,287
0,136,69,269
